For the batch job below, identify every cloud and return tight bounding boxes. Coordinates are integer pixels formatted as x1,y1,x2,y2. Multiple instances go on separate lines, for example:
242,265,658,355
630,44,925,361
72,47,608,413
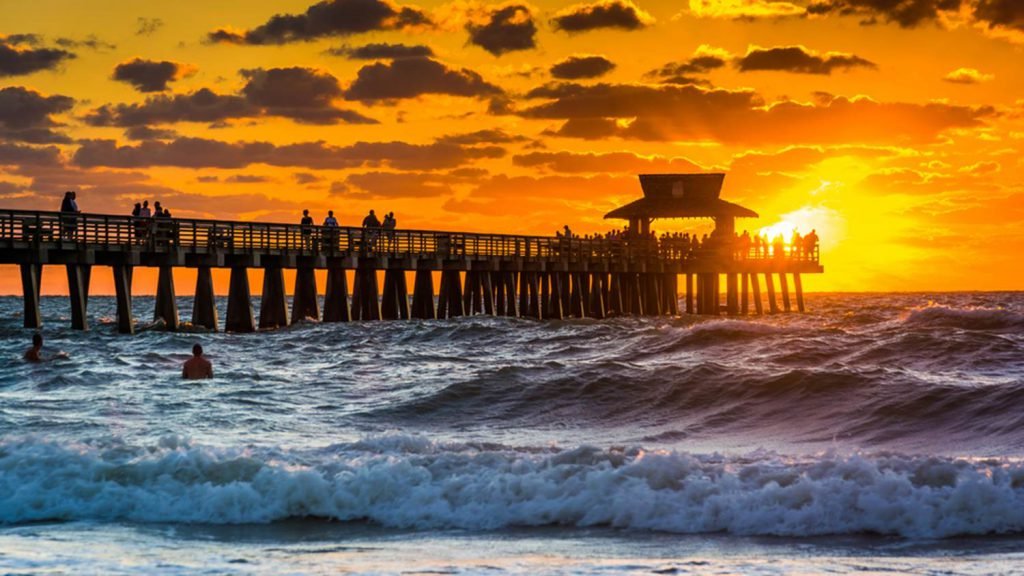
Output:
0,37,75,77
206,0,431,45
646,45,729,83
685,0,805,19
467,4,537,56
0,143,63,166
344,57,503,102
552,0,654,32
113,58,196,92
87,67,376,126
943,67,995,84
436,129,530,145
72,137,505,171
737,46,877,74
513,150,703,173
136,17,165,36
0,86,74,143
520,81,992,144
225,174,272,183
550,55,616,79
973,0,1024,31
327,42,434,59
805,0,962,28
124,126,179,141
334,171,471,198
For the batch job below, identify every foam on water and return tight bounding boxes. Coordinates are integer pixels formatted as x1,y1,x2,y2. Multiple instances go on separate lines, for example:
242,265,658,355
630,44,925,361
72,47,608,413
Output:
3,434,1024,538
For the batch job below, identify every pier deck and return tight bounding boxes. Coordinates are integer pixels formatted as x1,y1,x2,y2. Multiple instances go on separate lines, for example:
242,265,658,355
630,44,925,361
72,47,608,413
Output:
1,208,823,333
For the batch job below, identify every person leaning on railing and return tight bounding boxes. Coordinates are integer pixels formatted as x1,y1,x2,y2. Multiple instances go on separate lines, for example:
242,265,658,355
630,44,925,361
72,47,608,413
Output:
60,190,80,240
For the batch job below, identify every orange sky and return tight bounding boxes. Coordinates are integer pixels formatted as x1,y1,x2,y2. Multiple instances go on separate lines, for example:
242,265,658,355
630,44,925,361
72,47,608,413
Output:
2,0,1023,295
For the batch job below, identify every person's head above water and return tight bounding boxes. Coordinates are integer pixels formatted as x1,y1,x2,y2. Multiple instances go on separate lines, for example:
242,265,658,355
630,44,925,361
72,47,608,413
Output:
32,333,42,348
193,343,203,356
303,209,309,216
328,210,334,216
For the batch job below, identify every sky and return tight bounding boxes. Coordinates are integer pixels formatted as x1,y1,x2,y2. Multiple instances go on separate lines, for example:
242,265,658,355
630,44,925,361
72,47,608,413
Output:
2,0,1023,295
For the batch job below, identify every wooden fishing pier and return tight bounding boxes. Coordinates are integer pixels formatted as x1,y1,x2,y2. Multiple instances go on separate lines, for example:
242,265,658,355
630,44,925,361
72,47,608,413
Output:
0,173,822,333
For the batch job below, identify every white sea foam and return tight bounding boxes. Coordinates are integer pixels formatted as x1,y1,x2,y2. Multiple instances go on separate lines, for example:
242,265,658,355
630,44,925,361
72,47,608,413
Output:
2,435,1024,538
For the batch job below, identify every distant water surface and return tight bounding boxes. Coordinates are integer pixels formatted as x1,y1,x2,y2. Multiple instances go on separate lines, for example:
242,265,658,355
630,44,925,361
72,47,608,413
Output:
2,292,1024,574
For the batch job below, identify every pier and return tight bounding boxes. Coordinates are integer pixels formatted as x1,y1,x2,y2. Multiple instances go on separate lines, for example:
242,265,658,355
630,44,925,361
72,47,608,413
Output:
0,173,823,333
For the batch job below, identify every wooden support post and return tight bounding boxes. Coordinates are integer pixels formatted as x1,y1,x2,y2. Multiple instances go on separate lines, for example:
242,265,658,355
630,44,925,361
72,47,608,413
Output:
153,265,177,331
441,270,463,318
642,273,661,316
65,264,89,330
397,271,410,319
462,271,475,315
589,273,606,319
527,272,541,319
411,269,435,319
112,264,134,334
324,268,351,322
780,273,791,313
382,269,401,320
504,272,517,317
607,273,623,316
226,267,255,332
540,273,551,319
436,270,449,319
494,272,506,316
353,268,381,321
713,274,721,316
546,273,564,320
291,266,320,323
695,274,703,315
569,272,587,318
794,273,805,312
751,272,763,315
468,271,484,315
629,273,644,315
259,267,289,329
20,263,42,329
518,271,529,318
82,265,91,315
192,266,218,331
765,272,779,314
685,273,693,315
740,273,749,316
481,272,495,315
726,273,739,315
558,272,571,314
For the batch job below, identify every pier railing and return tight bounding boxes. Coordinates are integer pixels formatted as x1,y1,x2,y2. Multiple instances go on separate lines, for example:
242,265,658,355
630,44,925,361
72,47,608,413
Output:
0,209,819,264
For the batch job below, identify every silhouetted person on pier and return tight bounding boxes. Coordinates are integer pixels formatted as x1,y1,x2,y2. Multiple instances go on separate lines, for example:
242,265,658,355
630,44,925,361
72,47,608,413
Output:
773,235,785,260
153,202,164,217
60,191,80,239
139,200,151,218
383,211,396,250
804,229,819,259
791,231,803,259
183,343,213,380
301,209,314,248
24,333,43,362
323,210,338,227
362,209,380,251
322,210,338,249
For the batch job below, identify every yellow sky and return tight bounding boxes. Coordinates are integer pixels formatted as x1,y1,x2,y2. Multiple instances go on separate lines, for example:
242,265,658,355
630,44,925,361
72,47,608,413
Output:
2,0,1023,294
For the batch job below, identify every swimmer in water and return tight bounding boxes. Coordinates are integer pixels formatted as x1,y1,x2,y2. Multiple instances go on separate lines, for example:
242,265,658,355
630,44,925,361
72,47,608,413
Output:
182,343,213,380
24,333,43,362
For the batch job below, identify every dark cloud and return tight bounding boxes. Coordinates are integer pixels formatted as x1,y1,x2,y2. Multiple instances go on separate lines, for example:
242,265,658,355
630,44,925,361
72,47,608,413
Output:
124,126,179,141
551,0,653,32
436,129,530,145
53,35,116,51
737,46,876,74
520,81,991,144
550,55,616,79
225,174,271,183
113,58,193,92
136,17,165,36
344,57,503,102
513,151,702,174
206,0,431,45
327,42,434,59
0,38,75,77
0,143,62,166
88,67,376,127
806,0,962,28
72,137,505,171
294,172,322,184
336,171,459,198
0,86,74,143
646,54,727,84
467,4,537,56
973,0,1024,30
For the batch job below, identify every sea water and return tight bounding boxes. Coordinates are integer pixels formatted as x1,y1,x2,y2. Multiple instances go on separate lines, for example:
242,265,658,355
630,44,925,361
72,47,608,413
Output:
2,292,1024,574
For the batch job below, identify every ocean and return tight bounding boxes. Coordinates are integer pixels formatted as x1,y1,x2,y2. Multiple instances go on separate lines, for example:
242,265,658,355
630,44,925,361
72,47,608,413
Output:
2,292,1024,574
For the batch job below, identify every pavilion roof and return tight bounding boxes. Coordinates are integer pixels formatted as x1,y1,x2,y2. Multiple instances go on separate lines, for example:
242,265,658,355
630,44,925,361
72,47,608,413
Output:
604,173,758,220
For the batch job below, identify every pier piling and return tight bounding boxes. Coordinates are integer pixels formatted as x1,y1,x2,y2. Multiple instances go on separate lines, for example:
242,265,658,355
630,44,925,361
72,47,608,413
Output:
113,264,134,334
20,263,41,329
191,266,218,331
411,269,435,319
765,273,779,314
323,267,351,322
291,266,320,323
794,273,805,312
780,273,791,313
259,267,289,329
226,267,255,333
154,265,177,331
